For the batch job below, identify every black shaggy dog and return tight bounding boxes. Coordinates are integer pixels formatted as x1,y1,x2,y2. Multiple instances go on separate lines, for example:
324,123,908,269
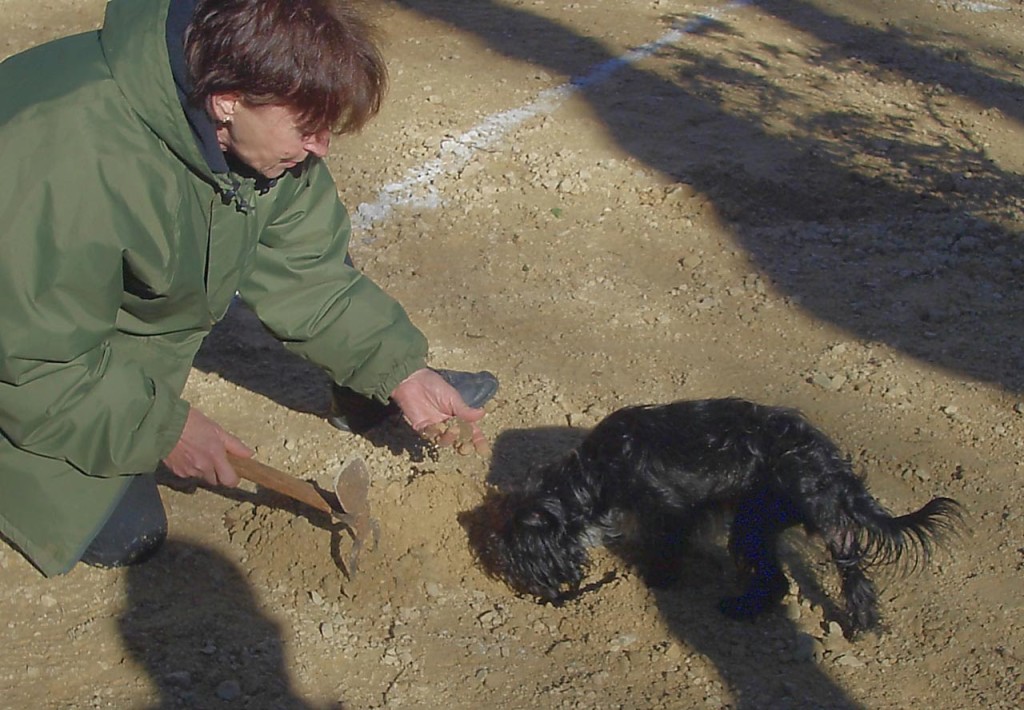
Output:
473,398,962,636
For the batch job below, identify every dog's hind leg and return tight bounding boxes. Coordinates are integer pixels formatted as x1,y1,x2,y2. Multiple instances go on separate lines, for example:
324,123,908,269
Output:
823,529,879,635
720,491,798,620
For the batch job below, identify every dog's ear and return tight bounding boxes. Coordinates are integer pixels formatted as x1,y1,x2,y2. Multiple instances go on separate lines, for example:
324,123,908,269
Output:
515,497,566,531
518,509,552,528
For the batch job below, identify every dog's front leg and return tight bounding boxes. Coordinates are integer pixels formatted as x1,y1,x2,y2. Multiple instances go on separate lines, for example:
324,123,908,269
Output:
631,514,693,589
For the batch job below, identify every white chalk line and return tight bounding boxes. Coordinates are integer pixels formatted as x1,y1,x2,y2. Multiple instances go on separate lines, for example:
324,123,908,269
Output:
936,0,1011,12
353,0,752,236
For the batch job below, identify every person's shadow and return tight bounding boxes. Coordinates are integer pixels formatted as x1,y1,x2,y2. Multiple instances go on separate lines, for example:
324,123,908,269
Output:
118,540,330,709
465,426,863,709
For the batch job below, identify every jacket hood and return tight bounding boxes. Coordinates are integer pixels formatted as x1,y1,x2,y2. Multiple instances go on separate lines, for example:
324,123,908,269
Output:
100,0,224,184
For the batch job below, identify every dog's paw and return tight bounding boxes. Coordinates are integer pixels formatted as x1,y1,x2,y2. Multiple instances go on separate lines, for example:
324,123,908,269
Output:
637,557,683,589
719,571,789,619
718,593,774,619
641,567,680,589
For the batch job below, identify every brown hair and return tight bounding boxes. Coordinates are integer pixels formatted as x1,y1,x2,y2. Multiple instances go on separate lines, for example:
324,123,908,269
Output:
184,0,387,135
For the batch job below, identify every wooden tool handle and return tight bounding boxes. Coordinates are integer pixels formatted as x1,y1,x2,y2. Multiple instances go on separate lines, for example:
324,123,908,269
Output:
229,454,333,515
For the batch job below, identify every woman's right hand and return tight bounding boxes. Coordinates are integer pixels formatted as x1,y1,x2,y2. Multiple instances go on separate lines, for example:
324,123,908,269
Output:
162,407,253,487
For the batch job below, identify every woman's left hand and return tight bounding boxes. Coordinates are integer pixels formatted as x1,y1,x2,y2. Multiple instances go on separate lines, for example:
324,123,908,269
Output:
390,368,490,455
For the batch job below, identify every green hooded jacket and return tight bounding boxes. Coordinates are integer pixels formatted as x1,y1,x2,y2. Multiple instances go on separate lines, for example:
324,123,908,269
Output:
0,0,428,576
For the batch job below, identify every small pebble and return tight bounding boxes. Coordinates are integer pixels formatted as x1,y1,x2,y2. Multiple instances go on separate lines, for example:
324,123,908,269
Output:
215,679,242,701
163,671,192,688
791,633,824,664
834,653,865,668
607,633,638,651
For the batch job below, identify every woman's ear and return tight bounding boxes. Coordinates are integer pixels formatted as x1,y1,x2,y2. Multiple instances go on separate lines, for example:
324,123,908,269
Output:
208,92,241,124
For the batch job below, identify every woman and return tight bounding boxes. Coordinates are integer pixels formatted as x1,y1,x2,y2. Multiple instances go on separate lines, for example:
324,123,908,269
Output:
0,0,497,576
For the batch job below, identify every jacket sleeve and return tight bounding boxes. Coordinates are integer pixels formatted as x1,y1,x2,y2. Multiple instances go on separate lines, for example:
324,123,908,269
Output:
238,160,429,403
0,138,190,478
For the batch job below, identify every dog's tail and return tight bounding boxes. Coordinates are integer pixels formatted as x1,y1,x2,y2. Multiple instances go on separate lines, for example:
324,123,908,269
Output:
843,492,964,571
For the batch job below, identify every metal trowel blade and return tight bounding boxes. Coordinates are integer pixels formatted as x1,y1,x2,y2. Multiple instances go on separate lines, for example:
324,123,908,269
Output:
333,457,380,576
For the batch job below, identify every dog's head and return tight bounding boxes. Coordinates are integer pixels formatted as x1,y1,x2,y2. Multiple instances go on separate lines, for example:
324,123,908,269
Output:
465,486,590,603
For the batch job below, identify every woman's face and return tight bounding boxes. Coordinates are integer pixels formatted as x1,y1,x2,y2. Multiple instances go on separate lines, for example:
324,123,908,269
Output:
211,95,331,178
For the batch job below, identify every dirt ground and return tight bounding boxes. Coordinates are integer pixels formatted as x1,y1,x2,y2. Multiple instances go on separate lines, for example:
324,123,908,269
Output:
2,0,1023,708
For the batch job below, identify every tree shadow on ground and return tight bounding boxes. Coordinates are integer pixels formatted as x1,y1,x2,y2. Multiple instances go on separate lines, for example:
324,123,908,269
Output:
118,540,332,709
466,426,863,709
392,0,1024,393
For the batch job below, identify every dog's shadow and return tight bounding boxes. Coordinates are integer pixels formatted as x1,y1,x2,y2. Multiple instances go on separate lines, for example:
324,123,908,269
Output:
463,425,861,710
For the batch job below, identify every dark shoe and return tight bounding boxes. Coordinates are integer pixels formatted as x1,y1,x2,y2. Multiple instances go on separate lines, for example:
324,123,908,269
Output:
81,474,168,569
433,368,500,409
327,386,398,434
328,368,499,433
